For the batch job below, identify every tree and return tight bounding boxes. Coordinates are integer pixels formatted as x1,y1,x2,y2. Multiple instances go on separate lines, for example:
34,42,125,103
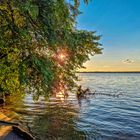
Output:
0,0,102,98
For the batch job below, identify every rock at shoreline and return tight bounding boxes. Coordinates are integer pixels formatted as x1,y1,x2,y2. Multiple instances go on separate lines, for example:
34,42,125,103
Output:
0,111,35,140
12,126,35,140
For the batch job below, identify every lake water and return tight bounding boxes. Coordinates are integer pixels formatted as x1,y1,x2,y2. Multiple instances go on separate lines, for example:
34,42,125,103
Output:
4,73,140,140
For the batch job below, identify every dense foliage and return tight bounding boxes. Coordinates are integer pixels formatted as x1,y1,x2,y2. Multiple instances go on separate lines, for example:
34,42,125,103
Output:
0,0,102,98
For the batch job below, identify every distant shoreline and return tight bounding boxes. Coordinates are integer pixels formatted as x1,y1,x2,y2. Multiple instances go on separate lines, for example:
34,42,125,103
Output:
77,71,140,73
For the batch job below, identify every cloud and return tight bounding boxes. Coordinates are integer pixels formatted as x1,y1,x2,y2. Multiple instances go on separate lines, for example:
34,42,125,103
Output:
122,59,134,64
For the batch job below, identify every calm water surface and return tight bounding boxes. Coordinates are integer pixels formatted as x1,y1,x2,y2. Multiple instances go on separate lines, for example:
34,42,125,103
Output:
4,73,140,140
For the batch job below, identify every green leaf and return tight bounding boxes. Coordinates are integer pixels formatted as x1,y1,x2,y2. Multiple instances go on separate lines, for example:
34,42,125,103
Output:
24,1,39,21
28,4,39,20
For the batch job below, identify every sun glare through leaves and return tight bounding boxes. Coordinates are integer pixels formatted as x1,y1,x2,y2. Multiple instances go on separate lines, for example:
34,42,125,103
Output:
53,49,69,66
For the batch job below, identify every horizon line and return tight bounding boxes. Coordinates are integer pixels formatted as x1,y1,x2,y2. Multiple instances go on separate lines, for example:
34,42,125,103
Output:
77,71,140,73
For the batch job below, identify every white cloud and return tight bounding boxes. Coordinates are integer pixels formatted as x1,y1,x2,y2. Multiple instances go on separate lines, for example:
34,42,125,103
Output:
122,59,134,64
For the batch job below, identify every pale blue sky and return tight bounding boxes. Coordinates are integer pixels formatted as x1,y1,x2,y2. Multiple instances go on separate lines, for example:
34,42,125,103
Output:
77,0,140,71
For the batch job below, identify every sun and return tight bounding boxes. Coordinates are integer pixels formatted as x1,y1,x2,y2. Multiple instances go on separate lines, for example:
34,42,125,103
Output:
58,53,66,61
53,49,69,65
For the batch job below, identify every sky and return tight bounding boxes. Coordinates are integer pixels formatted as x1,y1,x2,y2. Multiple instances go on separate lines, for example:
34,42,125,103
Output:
77,0,140,72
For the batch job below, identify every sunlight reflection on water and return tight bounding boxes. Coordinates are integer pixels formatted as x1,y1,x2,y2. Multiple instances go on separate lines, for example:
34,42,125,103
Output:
3,73,140,140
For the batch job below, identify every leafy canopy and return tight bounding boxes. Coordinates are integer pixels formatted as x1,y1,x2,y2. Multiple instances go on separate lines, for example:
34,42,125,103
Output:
0,0,102,98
